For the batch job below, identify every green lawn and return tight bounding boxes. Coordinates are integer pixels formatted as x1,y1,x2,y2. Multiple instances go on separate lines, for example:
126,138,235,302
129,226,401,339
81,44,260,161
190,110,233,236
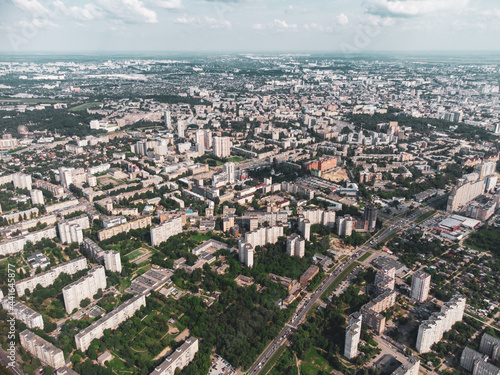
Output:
108,353,129,373
415,210,436,224
69,102,102,111
321,262,359,299
260,344,287,375
300,347,332,375
358,252,372,262
227,156,245,163
191,233,211,243
125,249,144,260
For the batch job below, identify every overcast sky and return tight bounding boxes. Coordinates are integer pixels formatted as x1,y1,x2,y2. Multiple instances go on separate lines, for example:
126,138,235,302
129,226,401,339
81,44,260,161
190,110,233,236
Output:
1,0,499,53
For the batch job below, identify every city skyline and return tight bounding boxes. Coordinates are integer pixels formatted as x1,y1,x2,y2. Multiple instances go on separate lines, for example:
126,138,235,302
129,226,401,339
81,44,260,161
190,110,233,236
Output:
1,0,500,53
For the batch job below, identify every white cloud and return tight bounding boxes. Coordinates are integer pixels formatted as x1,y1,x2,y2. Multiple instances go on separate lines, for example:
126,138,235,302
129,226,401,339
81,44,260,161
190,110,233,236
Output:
150,0,183,9
204,16,231,29
174,16,196,24
11,0,48,15
54,1,102,21
96,0,158,23
303,23,332,32
366,0,469,18
336,13,349,26
252,23,265,30
174,15,231,29
273,19,297,31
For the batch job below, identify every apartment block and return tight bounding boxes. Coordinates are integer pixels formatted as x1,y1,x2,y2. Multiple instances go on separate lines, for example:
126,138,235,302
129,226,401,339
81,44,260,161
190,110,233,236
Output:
238,225,284,267
361,290,397,334
213,136,231,158
104,250,122,273
13,173,32,191
63,266,106,313
33,180,65,198
392,356,420,375
30,189,45,205
416,295,466,353
461,347,500,375
239,243,254,268
344,312,362,360
298,218,311,241
16,257,88,296
479,333,500,361
150,215,183,246
82,237,105,262
375,265,395,294
447,173,486,212
97,216,152,241
20,330,65,369
75,293,146,351
286,233,306,258
1,298,44,329
411,271,431,302
0,226,57,256
300,208,336,228
151,337,199,375
336,215,355,237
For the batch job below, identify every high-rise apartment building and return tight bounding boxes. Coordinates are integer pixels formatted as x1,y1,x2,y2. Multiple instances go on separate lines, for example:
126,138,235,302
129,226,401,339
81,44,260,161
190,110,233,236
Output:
344,312,362,360
150,215,183,246
286,233,306,258
82,238,105,263
479,333,500,361
416,295,466,353
411,271,431,302
336,215,355,236
164,110,171,129
1,298,44,329
223,162,236,184
13,172,32,191
195,130,205,154
363,204,378,231
298,217,311,241
97,216,152,241
58,214,89,244
30,189,44,205
63,266,106,313
393,357,420,375
104,250,122,273
447,173,486,212
20,330,65,369
177,121,185,138
204,129,213,149
213,136,231,158
238,225,284,267
151,337,199,375
0,227,57,256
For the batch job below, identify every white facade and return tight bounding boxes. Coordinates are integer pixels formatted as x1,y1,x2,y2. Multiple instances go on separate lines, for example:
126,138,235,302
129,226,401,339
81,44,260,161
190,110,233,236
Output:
411,271,431,302
151,337,199,375
30,189,45,205
286,233,305,258
150,216,183,246
213,136,231,158
20,330,65,369
0,227,57,256
63,266,106,313
16,257,88,296
336,215,354,237
223,162,236,184
13,173,32,191
104,250,122,273
344,312,362,360
1,298,44,329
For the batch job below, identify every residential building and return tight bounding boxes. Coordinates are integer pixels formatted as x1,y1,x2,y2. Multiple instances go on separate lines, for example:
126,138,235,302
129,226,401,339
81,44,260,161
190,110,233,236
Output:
151,337,199,375
58,214,90,244
479,333,500,361
298,217,311,240
363,204,378,231
104,250,122,273
1,298,44,329
16,257,88,296
97,216,152,241
213,136,231,158
411,271,431,302
361,290,397,334
447,173,486,212
286,233,305,258
33,180,64,198
13,173,32,191
344,312,362,360
150,215,183,246
62,266,106,313
416,295,466,353
336,215,355,236
0,227,57,256
300,265,320,286
461,347,500,375
238,225,284,266
82,238,105,263
223,162,236,183
392,356,420,375
30,189,44,205
75,293,146,351
20,330,65,369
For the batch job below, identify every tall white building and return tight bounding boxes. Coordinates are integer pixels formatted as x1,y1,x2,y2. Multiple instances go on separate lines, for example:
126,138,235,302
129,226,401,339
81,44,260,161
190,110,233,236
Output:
204,129,213,149
298,218,311,241
301,209,336,228
213,136,231,158
104,250,122,273
13,173,32,191
239,243,254,268
0,227,57,256
223,162,236,184
20,330,65,369
164,110,172,129
416,295,466,353
195,130,205,154
336,215,355,236
151,337,199,375
286,233,306,258
58,215,89,244
479,333,500,361
30,189,44,205
1,298,44,329
150,216,183,246
344,312,362,360
62,266,106,313
177,121,185,138
59,167,74,189
238,225,284,267
411,271,431,302
393,357,420,375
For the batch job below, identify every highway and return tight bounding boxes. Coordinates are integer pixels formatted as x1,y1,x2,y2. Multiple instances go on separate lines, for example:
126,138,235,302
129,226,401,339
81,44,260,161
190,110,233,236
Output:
246,206,431,375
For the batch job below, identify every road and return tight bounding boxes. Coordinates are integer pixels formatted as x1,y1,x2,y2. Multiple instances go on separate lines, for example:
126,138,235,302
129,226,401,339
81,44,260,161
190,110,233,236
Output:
247,207,432,375
0,347,24,375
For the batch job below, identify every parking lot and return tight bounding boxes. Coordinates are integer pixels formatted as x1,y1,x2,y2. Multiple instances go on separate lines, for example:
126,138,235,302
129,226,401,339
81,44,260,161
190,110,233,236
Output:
208,355,235,375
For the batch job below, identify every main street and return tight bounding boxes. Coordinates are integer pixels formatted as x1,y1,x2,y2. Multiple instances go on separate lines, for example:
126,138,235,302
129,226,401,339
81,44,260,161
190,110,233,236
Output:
247,206,432,374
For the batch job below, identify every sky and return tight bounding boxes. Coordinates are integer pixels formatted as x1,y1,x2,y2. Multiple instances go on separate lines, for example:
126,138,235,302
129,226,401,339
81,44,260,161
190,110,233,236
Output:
0,0,500,53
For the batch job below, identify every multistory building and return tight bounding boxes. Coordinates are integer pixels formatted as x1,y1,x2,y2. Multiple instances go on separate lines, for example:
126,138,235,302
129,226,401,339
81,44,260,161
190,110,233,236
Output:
82,238,105,263
104,250,122,273
1,298,44,329
33,180,65,197
344,312,362,360
30,189,44,205
204,129,212,149
238,225,284,267
213,136,231,158
336,215,355,236
75,293,146,351
392,356,420,375
151,337,199,375
416,295,466,353
177,121,185,138
361,290,397,334
298,217,311,241
20,330,65,369
286,233,306,258
150,215,183,246
363,204,378,231
461,347,500,375
164,110,171,129
447,173,486,212
300,209,336,228
16,257,88,296
223,162,236,184
0,227,57,256
479,333,500,362
195,130,205,154
63,266,106,313
375,265,396,294
222,215,235,232
239,243,254,268
13,173,32,191
411,271,431,302
97,216,152,241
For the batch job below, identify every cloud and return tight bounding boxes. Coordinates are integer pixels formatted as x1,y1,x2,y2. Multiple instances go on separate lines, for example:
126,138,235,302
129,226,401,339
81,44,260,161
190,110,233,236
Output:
150,0,183,9
174,15,231,29
336,13,349,26
54,1,102,21
252,23,265,30
174,16,196,24
273,19,297,31
11,0,48,15
204,16,231,29
303,23,332,32
366,0,470,18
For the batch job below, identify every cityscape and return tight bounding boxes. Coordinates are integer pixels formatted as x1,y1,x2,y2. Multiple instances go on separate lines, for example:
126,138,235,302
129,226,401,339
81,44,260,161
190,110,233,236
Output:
1,1,500,375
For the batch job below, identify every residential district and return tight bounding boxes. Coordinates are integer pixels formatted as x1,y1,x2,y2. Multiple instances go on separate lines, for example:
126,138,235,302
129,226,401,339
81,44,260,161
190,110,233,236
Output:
0,54,499,375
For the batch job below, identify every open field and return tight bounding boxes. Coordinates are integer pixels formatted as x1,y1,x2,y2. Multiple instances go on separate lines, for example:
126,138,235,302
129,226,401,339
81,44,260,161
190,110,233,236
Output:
69,102,103,111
